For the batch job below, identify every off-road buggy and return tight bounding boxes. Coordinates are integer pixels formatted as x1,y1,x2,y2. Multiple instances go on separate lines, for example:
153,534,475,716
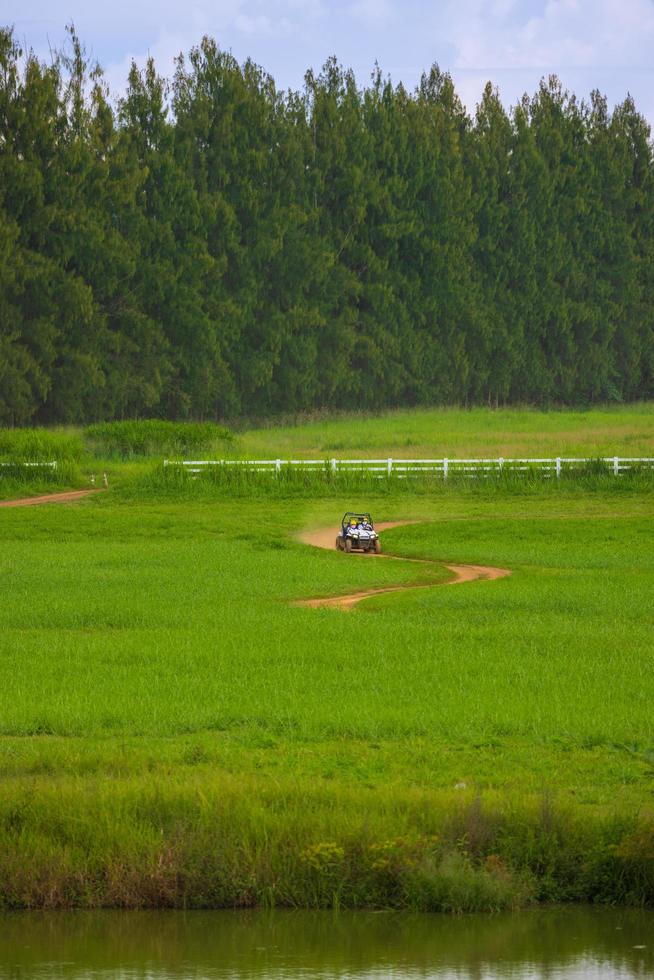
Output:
335,513,381,554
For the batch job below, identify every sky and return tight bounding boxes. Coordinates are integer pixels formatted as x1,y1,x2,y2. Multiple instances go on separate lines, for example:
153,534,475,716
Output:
6,0,654,124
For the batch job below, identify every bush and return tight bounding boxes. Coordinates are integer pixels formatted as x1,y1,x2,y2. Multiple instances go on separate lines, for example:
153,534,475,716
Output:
84,421,234,459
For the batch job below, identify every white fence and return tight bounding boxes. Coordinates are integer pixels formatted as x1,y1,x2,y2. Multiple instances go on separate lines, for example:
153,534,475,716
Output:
164,457,654,479
0,461,57,470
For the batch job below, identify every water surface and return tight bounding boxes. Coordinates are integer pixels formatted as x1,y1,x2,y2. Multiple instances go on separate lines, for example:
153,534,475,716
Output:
0,907,652,979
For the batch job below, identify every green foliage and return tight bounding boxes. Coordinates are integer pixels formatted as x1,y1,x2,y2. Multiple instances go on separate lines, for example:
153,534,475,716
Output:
0,27,653,424
84,419,233,458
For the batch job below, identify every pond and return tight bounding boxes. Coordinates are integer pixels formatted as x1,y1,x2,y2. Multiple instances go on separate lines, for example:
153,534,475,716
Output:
0,907,652,978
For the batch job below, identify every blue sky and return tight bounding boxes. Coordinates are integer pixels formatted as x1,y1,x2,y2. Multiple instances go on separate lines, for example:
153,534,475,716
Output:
6,0,654,124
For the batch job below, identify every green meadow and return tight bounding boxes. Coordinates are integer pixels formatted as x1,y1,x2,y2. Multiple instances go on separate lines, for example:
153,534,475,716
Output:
1,405,653,502
239,403,654,460
1,451,653,908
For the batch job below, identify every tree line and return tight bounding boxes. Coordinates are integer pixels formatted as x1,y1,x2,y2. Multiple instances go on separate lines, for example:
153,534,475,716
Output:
1,26,653,424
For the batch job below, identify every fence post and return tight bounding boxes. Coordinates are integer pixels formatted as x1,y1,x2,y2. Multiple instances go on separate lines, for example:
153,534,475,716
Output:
556,457,561,479
613,456,619,477
387,457,393,477
498,456,504,475
276,459,281,474
443,458,448,480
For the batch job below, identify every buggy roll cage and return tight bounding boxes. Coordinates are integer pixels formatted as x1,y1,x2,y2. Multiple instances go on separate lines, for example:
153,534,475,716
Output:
341,512,373,529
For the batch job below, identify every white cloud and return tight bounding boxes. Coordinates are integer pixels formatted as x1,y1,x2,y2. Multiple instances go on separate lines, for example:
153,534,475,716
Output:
446,0,654,71
351,0,394,27
6,0,654,123
286,0,325,16
102,30,192,99
431,0,654,122
235,13,294,35
100,1,308,94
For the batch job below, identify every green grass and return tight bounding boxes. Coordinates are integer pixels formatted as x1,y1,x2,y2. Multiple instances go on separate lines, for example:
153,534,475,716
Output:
2,403,653,500
1,405,654,909
239,403,654,459
84,420,234,459
1,492,652,743
146,458,654,497
0,427,84,462
0,427,86,499
0,461,85,500
0,483,653,908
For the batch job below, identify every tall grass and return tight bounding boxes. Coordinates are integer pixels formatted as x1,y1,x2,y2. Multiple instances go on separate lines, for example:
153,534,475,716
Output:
0,461,83,498
0,776,651,909
0,428,84,462
144,459,654,498
84,420,234,459
0,461,80,484
0,428,85,497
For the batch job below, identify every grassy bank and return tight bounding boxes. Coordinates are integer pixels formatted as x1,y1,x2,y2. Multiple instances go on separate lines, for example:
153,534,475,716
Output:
1,768,652,911
0,483,653,908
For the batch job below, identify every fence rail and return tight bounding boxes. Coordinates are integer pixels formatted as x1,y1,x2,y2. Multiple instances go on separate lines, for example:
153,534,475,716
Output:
164,457,654,479
0,461,57,469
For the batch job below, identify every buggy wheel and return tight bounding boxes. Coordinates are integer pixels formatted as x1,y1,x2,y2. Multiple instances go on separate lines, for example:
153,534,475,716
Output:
335,537,342,550
344,538,352,553
374,539,381,554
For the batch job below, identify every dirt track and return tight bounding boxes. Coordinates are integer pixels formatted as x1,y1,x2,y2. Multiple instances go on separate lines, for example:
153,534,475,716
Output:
0,489,99,508
297,521,510,609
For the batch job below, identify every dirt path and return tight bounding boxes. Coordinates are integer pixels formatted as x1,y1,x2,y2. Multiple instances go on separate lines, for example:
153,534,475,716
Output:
296,521,510,609
0,489,99,508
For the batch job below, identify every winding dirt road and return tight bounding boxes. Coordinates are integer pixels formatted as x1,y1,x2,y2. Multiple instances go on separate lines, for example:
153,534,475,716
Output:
0,489,99,508
297,521,510,609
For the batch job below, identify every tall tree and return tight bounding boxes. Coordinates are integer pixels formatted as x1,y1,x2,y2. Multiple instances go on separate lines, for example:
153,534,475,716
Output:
1,25,653,422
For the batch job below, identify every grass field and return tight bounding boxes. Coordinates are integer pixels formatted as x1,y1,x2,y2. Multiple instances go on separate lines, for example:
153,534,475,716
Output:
1,461,653,909
1,404,653,502
238,403,654,459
